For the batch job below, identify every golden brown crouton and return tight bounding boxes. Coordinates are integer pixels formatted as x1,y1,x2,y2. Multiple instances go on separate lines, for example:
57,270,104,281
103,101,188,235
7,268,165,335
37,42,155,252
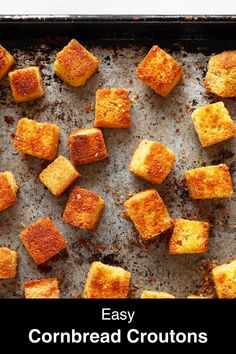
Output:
94,88,131,128
9,66,44,102
129,140,176,184
136,45,183,97
68,127,108,165
185,164,233,199
169,219,209,254
0,171,18,212
0,247,17,279
14,118,60,161
0,45,15,80
205,50,236,98
19,217,67,265
39,156,80,197
54,39,99,87
192,102,236,147
63,187,105,231
212,259,236,298
24,278,60,299
84,261,131,298
124,189,173,241
141,290,175,299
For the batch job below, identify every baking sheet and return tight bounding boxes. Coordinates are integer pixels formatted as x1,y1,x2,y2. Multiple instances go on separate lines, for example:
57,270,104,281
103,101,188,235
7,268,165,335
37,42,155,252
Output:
0,39,235,298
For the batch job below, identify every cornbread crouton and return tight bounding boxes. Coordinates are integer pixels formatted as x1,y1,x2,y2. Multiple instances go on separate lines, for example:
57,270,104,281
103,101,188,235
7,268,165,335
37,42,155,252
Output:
0,45,15,80
192,102,236,147
185,164,233,199
205,50,236,98
24,278,60,299
0,171,18,212
212,259,236,298
9,66,44,102
54,39,99,87
68,127,108,165
0,247,17,279
129,140,176,184
84,261,131,298
169,219,209,254
63,187,105,231
20,217,67,265
39,156,80,197
124,189,173,241
136,45,183,97
94,88,131,128
14,118,60,161
141,290,175,299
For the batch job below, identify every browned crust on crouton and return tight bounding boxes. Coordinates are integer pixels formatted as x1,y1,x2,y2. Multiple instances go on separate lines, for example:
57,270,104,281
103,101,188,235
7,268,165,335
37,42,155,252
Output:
185,164,233,199
20,217,67,265
212,260,236,298
68,128,108,165
8,67,44,102
0,247,17,279
14,118,60,161
95,88,131,128
124,189,173,241
0,45,15,79
0,174,17,212
136,45,183,97
24,278,60,299
63,187,105,230
141,290,175,298
84,261,131,298
169,219,209,254
146,142,176,183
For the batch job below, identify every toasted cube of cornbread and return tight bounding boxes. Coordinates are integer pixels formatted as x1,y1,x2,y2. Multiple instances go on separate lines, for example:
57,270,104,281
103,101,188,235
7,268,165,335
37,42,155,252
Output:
0,171,18,212
54,39,99,87
94,88,131,128
205,50,236,98
169,219,209,254
84,261,131,298
39,156,80,197
141,290,175,299
212,259,236,298
68,128,108,165
63,187,105,231
9,66,44,103
136,45,183,97
0,45,15,80
0,247,17,279
124,189,173,241
185,164,233,199
192,102,236,147
20,217,67,265
129,140,176,184
14,118,60,161
24,278,60,299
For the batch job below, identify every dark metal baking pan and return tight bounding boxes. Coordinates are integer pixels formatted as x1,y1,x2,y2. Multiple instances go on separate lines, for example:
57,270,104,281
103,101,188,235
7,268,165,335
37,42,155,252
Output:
0,15,235,298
